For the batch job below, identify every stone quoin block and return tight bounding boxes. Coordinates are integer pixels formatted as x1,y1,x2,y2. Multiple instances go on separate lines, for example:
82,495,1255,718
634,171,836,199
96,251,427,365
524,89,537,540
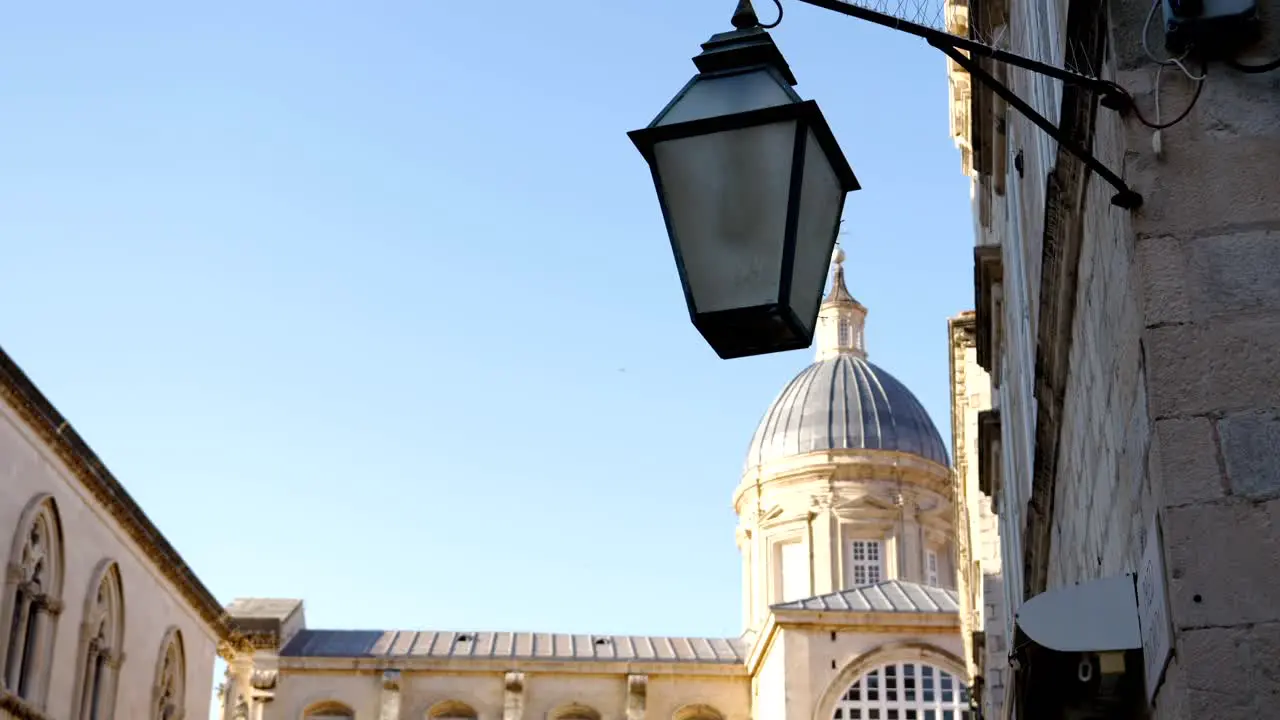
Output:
1136,235,1192,327
1126,134,1280,239
1153,417,1226,506
1218,410,1280,499
1188,230,1280,319
1177,626,1252,696
1145,316,1280,418
1163,498,1280,628
1249,622,1280,696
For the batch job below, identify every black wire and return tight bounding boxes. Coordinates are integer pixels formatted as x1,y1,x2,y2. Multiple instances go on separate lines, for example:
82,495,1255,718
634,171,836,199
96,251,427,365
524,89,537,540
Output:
759,0,784,28
1126,57,1208,130
1227,56,1280,74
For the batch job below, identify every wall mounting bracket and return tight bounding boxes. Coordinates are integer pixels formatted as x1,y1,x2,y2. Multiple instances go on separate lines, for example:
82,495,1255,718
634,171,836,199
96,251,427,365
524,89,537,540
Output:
793,0,1143,209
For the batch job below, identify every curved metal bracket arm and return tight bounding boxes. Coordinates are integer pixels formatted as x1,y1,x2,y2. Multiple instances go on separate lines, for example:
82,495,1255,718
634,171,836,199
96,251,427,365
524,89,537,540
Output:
792,0,1141,209
794,0,1128,108
934,41,1142,209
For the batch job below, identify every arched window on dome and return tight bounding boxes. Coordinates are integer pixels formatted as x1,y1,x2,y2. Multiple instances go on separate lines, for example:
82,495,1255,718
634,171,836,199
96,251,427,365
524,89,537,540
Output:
838,318,852,347
833,662,972,720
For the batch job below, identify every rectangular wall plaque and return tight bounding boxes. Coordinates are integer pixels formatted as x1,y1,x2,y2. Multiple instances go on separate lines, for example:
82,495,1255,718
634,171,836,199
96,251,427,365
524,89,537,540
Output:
1137,513,1173,703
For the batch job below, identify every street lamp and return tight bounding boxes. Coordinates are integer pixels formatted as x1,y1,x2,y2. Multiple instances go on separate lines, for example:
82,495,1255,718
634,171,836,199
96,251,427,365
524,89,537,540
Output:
630,0,1154,360
628,0,860,360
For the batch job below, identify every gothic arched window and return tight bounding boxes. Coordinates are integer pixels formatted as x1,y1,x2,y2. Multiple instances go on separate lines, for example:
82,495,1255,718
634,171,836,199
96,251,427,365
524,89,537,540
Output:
76,562,124,720
152,628,185,720
2,494,64,704
833,662,972,720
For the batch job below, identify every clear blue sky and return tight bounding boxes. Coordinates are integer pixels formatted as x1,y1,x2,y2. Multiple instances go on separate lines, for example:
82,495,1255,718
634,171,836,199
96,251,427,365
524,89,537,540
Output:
1,0,971,701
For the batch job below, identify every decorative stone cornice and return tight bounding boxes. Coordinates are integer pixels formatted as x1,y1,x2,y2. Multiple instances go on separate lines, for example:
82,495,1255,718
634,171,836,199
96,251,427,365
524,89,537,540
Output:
735,450,953,511
238,629,284,651
0,348,244,646
217,638,255,661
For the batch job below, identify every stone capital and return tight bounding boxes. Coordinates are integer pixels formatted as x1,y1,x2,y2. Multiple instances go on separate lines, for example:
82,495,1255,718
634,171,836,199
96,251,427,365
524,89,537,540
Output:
504,671,525,693
381,669,401,691
626,674,648,720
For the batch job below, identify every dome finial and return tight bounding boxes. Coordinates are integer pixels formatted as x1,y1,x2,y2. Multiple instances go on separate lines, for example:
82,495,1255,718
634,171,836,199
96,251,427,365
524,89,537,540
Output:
823,243,855,306
815,240,867,362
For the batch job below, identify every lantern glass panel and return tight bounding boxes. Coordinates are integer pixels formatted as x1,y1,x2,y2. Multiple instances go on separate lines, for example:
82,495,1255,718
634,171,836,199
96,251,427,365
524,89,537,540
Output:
789,128,847,333
655,68,797,127
652,119,798,314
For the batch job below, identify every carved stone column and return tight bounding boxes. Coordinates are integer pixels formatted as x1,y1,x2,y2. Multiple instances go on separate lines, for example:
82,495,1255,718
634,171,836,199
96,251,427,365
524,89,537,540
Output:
227,656,255,720
810,494,837,594
901,497,923,582
250,670,278,720
380,670,402,720
752,516,770,626
736,526,753,629
626,675,647,720
503,671,525,720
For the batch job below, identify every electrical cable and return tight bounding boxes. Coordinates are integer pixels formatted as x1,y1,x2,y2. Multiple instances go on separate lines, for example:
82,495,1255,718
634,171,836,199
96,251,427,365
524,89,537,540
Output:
1128,58,1207,130
1128,0,1206,131
1227,56,1280,74
759,0,784,29
1141,0,1206,80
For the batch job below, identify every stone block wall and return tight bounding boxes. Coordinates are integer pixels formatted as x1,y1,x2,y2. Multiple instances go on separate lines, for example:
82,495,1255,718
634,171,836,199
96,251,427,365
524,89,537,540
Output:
981,572,1008,719
1045,65,1152,589
949,0,1280,715
1041,0,1280,715
1118,2,1280,712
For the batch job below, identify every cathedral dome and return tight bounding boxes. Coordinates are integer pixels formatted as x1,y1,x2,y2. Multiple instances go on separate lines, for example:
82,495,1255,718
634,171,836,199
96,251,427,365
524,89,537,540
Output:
743,248,949,472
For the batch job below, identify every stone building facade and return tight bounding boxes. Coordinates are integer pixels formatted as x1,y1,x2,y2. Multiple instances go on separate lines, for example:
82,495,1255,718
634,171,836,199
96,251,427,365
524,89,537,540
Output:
0,254,1001,720
945,314,1004,720
215,256,999,720
0,348,239,720
947,0,1280,716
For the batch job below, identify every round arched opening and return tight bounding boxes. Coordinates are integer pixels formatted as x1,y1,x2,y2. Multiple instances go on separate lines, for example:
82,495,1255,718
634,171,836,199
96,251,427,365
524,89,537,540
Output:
832,661,973,720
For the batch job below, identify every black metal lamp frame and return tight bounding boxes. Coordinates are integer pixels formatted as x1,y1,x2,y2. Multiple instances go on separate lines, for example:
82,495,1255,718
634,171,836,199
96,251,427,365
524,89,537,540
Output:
770,0,1144,209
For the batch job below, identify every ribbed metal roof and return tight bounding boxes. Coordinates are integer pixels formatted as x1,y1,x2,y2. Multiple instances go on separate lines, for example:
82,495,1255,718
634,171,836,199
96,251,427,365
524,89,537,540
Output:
279,629,746,663
744,354,949,471
770,580,960,614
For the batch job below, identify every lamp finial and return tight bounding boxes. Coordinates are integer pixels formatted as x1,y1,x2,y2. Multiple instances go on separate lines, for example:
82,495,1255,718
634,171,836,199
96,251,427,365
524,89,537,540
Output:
731,0,761,29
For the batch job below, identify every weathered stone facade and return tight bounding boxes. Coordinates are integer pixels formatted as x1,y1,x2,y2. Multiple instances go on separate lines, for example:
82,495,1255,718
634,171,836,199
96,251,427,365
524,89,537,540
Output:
0,348,237,720
947,313,1005,720
952,0,1280,716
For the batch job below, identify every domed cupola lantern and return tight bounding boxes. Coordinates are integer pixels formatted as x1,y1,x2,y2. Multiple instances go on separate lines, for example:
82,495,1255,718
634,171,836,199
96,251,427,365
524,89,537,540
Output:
743,248,950,473
627,0,861,360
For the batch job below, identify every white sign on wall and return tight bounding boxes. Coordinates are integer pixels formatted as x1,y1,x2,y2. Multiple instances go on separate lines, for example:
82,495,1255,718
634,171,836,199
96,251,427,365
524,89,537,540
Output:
1137,513,1173,703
